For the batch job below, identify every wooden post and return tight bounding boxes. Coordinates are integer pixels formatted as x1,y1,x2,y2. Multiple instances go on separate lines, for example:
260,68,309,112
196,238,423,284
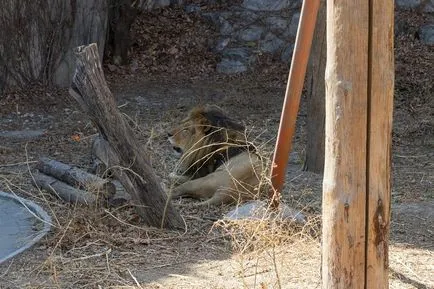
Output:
322,0,393,288
366,0,394,287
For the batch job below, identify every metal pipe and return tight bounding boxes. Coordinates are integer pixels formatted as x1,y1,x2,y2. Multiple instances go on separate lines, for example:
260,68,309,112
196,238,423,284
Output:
269,0,321,207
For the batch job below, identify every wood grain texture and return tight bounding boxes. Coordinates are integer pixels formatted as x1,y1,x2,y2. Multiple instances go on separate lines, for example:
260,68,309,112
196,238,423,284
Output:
323,0,369,287
322,0,393,287
69,43,184,230
366,0,394,287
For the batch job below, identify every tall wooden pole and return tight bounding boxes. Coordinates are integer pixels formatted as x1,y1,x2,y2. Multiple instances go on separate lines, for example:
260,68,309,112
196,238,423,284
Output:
366,0,394,287
270,0,320,207
322,0,393,288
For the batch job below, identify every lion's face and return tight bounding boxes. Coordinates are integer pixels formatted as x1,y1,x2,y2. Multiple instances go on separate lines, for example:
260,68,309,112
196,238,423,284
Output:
167,105,246,177
167,118,206,157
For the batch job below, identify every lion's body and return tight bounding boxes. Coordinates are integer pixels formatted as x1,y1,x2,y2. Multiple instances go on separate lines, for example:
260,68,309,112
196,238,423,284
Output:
168,105,264,206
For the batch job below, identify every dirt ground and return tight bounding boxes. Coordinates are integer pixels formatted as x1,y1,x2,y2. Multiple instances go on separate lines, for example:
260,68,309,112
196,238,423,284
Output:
0,6,433,289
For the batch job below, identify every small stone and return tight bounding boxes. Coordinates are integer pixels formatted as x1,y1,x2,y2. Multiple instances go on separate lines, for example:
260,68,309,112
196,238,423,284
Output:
242,0,301,11
237,25,264,41
214,38,231,52
216,59,247,74
419,24,434,45
234,11,260,26
260,33,285,53
224,200,306,224
222,47,253,63
396,0,422,9
265,16,289,34
185,4,200,13
220,18,233,35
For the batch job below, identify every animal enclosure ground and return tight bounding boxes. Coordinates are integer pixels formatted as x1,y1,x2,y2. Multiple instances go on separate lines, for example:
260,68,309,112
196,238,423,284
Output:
0,7,433,289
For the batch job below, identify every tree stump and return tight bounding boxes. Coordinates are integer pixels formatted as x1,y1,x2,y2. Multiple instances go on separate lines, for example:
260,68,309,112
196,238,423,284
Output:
69,43,184,230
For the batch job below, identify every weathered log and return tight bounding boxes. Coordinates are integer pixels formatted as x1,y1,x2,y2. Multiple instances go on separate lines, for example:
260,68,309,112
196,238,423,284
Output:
33,172,97,205
69,43,184,229
36,157,115,198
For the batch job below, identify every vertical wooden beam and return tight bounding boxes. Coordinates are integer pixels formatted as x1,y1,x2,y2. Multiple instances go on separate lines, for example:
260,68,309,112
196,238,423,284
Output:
322,0,369,288
322,0,394,287
366,0,394,287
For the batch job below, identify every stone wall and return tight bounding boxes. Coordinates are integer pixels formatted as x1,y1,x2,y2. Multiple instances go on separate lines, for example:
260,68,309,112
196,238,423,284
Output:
146,0,433,74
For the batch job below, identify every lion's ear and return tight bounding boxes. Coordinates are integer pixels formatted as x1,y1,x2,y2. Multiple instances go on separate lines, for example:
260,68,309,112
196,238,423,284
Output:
198,115,213,134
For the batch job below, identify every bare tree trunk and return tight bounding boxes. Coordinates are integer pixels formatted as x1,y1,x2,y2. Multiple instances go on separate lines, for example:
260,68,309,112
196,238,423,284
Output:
107,0,138,65
0,0,108,91
304,0,326,174
69,43,184,230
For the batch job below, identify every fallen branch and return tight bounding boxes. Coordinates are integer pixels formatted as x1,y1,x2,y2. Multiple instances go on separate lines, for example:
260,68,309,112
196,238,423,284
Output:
37,157,115,198
33,172,97,205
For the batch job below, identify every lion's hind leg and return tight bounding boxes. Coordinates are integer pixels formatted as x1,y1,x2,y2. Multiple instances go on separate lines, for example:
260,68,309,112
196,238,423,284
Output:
169,170,230,201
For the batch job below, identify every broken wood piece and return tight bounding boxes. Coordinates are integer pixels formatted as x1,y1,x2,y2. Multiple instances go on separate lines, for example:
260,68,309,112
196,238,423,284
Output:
33,172,97,205
69,43,183,229
36,157,115,198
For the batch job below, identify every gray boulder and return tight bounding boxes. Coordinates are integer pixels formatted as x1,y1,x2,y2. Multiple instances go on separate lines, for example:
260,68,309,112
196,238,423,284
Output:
237,25,264,41
419,24,434,45
260,33,285,53
266,16,289,35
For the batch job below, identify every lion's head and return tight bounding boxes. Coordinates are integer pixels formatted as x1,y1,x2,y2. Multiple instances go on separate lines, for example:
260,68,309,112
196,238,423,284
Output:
168,105,248,178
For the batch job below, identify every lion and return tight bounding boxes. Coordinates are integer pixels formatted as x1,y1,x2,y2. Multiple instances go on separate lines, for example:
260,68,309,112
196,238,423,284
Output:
167,105,266,206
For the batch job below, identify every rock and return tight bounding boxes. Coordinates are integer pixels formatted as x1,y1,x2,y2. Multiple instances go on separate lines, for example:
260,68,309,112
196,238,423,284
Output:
224,200,306,224
237,25,264,41
222,47,254,62
395,19,410,37
185,4,200,13
152,0,171,9
281,44,294,63
220,18,234,35
233,11,260,27
422,0,434,12
216,59,248,74
214,38,231,52
288,13,300,37
242,0,301,11
260,33,285,53
202,12,220,25
419,24,434,45
396,0,422,9
266,16,289,34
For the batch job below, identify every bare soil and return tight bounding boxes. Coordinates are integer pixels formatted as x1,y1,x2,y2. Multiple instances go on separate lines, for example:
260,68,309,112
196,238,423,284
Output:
0,6,433,289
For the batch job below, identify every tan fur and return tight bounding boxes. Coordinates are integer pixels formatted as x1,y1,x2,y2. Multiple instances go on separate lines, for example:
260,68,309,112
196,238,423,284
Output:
168,105,264,206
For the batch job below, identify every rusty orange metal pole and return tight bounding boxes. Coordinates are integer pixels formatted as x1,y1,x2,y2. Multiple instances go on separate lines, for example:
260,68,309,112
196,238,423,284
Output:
270,0,321,208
